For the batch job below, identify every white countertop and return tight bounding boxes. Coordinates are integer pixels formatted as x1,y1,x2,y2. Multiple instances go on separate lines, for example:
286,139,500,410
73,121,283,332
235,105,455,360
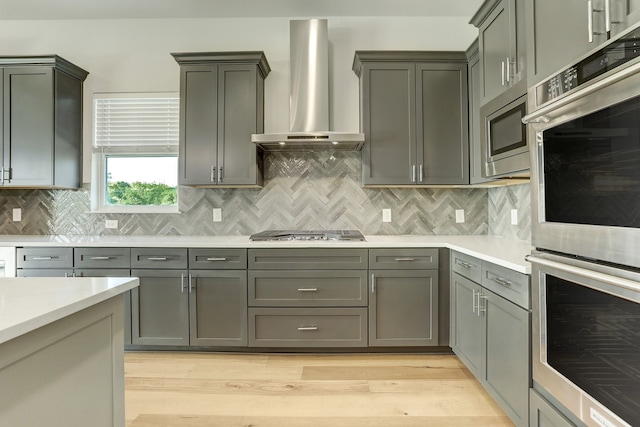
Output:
0,234,533,274
0,277,139,345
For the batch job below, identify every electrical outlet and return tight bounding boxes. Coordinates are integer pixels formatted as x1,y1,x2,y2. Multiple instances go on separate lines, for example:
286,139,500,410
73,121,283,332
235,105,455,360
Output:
105,219,118,229
455,209,465,223
382,209,391,223
511,209,518,225
12,208,21,222
213,208,222,222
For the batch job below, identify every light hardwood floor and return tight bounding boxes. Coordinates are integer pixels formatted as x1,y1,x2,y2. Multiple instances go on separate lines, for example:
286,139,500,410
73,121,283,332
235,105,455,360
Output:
125,352,514,426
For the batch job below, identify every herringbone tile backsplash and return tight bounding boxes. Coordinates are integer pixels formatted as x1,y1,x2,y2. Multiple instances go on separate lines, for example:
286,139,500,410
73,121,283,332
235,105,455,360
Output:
0,152,509,237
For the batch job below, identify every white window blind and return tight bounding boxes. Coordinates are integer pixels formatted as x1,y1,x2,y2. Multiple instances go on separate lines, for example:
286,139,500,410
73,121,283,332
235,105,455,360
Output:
94,94,179,149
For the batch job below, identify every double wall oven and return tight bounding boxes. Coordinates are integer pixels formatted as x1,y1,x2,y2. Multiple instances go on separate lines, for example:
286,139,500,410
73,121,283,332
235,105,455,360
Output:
524,23,640,427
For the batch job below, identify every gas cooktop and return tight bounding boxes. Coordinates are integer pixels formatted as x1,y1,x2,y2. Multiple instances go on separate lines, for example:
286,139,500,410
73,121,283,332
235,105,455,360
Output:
249,229,365,241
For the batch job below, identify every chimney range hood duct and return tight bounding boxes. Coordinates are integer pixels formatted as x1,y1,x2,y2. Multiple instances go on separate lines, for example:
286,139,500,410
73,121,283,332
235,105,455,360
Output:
251,19,364,151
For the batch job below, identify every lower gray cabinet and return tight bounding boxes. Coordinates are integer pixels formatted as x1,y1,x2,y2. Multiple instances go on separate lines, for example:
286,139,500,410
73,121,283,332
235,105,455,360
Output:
189,269,247,346
369,269,439,346
131,269,189,346
369,248,439,347
530,389,577,427
450,251,531,427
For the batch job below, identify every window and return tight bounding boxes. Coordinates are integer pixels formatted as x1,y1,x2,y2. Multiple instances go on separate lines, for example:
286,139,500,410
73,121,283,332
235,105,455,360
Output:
92,93,179,213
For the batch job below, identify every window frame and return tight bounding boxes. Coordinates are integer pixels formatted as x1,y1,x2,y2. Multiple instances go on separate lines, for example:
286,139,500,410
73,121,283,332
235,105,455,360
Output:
91,92,180,214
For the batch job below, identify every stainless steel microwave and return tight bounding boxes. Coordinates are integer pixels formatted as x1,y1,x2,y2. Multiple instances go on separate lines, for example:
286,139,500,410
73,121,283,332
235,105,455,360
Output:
480,92,529,179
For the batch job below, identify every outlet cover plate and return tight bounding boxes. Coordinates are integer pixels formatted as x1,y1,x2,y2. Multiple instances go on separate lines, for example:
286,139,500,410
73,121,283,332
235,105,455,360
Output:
213,208,222,222
455,209,465,223
382,209,391,223
12,208,21,222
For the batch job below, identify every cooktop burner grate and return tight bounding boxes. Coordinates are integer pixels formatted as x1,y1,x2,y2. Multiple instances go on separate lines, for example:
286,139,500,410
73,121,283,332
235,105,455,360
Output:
249,229,365,241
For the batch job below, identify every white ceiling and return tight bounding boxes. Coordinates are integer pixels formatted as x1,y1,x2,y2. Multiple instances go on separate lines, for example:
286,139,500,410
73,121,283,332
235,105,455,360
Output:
4,0,484,20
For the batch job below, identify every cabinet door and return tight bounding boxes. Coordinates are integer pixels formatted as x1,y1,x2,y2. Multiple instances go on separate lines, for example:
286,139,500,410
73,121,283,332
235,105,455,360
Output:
482,288,530,427
479,0,514,103
75,268,133,346
530,389,577,427
416,62,468,184
178,65,217,185
526,0,599,87
131,269,189,346
217,65,262,186
189,270,248,347
450,273,483,379
369,270,438,346
360,63,416,185
3,67,54,186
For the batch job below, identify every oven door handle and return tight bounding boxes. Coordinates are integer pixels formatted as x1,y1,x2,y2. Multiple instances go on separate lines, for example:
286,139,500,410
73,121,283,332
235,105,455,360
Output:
526,255,640,293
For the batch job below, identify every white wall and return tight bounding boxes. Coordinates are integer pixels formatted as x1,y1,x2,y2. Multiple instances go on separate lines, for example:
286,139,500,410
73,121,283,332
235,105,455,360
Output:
0,17,478,182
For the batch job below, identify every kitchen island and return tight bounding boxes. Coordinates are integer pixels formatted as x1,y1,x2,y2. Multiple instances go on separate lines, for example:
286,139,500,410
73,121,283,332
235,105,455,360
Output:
0,276,139,427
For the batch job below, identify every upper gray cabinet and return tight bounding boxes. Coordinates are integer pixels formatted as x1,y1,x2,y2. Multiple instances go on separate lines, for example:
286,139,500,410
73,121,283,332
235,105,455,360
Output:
0,56,88,188
471,0,527,105
172,52,270,187
466,40,492,185
353,51,469,186
526,0,640,87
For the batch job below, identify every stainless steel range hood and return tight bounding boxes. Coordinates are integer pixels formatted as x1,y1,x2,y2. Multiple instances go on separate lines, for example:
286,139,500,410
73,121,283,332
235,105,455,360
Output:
251,19,364,151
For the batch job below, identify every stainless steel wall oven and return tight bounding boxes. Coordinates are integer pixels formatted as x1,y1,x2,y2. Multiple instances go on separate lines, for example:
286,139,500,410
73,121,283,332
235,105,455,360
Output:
525,22,640,427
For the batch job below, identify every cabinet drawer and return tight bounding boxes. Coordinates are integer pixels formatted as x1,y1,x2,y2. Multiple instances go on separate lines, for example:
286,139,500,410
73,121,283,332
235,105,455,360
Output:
74,269,131,277
248,308,368,347
248,270,368,307
451,251,482,283
131,248,188,269
189,248,247,269
17,247,73,269
17,269,73,277
369,248,438,269
481,261,530,310
74,247,131,269
248,249,368,270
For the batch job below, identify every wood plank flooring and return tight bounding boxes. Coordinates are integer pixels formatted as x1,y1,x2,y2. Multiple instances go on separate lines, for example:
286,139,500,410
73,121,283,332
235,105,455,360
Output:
125,352,514,426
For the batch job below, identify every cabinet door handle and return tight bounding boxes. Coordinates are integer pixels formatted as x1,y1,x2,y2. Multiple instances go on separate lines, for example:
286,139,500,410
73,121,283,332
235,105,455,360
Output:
188,274,195,293
419,164,424,182
588,0,605,43
90,256,111,260
211,166,217,183
501,61,506,86
297,288,318,292
371,273,376,293
478,293,487,315
472,289,477,314
605,0,611,32
412,165,417,183
218,166,223,183
457,260,473,269
297,326,318,331
147,257,168,261
506,57,511,83
181,273,186,293
394,257,415,262
206,257,227,262
33,256,56,260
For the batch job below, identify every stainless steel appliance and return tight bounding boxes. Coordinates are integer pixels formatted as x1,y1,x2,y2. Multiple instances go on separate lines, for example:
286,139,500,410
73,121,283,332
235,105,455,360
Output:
249,229,365,241
524,22,640,427
481,91,529,179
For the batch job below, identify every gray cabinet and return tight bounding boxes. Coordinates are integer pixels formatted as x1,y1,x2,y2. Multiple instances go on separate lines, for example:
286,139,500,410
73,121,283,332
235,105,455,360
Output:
466,40,492,184
529,389,577,427
172,52,270,187
526,0,640,87
16,247,73,276
471,0,526,105
130,248,189,346
353,51,469,186
0,56,87,188
247,248,369,348
450,251,530,427
131,248,248,348
369,249,439,347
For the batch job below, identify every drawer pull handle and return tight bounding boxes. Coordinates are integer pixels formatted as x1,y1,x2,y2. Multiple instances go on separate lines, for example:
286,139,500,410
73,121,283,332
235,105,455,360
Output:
147,257,169,261
394,257,415,262
297,288,318,292
297,326,318,331
457,260,473,269
32,256,55,260
493,276,512,287
90,256,112,260
206,257,227,261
